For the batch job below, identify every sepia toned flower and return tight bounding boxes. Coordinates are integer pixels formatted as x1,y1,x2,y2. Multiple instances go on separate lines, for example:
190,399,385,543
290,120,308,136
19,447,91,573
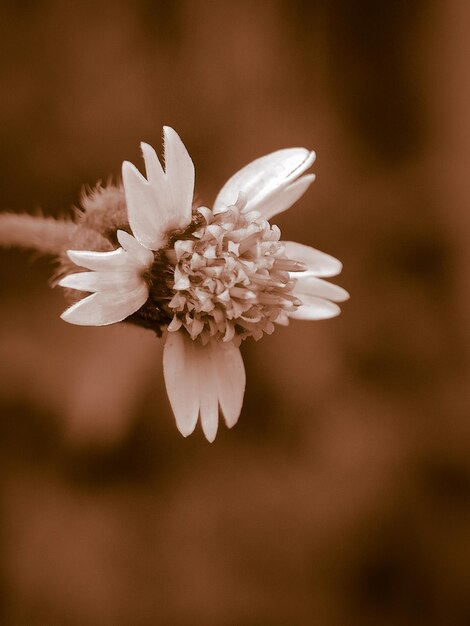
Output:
39,127,349,441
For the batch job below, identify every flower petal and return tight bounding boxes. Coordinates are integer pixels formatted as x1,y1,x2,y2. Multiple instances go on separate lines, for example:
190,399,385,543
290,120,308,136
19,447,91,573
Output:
213,148,315,214
283,241,343,277
255,174,316,221
163,330,200,437
116,230,154,267
67,248,136,272
140,141,166,187
198,344,219,443
60,284,149,326
122,161,167,251
58,270,145,294
163,332,246,440
211,340,245,429
163,126,195,228
294,275,350,303
289,295,341,320
122,128,194,251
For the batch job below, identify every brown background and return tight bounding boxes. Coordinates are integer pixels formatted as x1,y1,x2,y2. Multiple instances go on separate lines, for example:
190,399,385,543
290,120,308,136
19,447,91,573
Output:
1,1,469,624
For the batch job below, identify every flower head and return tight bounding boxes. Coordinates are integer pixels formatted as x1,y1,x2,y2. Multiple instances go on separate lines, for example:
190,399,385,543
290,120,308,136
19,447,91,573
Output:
57,127,348,441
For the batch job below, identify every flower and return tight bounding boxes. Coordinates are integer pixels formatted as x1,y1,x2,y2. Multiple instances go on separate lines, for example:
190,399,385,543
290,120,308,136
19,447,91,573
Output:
58,127,349,441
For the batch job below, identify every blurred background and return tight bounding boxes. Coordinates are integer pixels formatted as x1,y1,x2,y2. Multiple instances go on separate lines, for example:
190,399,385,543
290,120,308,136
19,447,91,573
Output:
1,1,469,624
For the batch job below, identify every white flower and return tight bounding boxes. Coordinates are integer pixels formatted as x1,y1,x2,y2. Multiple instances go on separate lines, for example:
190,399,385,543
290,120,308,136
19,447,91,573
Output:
59,127,349,441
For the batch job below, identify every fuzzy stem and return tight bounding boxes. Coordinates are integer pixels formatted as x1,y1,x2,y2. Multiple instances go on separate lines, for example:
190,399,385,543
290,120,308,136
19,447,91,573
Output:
0,213,76,256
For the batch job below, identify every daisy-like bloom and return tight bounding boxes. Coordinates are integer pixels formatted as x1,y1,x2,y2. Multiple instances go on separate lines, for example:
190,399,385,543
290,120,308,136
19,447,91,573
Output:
57,127,349,441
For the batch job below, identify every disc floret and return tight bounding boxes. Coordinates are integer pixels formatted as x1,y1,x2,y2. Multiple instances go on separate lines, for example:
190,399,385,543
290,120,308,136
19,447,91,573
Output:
164,195,304,346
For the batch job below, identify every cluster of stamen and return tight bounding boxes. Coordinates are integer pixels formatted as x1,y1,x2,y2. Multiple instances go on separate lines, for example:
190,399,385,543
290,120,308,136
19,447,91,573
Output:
162,196,305,346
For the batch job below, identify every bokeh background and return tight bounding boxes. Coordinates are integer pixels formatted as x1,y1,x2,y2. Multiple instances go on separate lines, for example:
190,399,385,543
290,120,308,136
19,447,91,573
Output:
1,1,469,624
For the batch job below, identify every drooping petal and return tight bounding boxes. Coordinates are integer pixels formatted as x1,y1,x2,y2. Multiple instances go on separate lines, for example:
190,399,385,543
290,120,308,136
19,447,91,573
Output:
289,295,341,320
294,275,350,302
197,345,219,443
163,330,200,437
211,340,245,429
60,284,149,326
163,331,246,440
283,241,343,277
122,128,194,251
67,248,135,272
213,148,315,215
58,270,145,294
116,230,154,267
255,173,316,221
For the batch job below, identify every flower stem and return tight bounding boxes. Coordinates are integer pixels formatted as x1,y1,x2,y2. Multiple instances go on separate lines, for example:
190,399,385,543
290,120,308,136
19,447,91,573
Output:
0,213,76,256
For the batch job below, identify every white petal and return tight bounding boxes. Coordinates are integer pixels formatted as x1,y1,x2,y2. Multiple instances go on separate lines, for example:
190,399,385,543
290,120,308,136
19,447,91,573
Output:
211,340,245,429
198,345,219,443
122,130,194,251
58,270,145,294
255,174,316,221
163,332,246,440
122,161,167,251
67,248,136,272
283,241,343,277
294,275,349,303
117,230,154,267
213,148,315,214
140,141,166,186
289,295,341,320
163,330,200,437
163,126,195,227
60,284,149,326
